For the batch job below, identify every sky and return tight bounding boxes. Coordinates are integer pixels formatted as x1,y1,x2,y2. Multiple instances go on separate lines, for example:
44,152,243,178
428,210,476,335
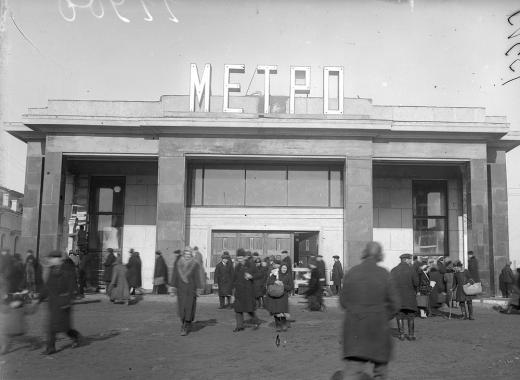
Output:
1,0,520,255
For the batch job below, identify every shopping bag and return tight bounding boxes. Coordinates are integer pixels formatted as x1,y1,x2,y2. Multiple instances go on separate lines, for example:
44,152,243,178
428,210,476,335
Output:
463,282,482,296
416,294,429,308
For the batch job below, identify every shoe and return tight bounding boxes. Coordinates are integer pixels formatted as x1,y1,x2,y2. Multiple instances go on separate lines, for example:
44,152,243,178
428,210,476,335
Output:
233,327,244,332
218,306,225,310
42,347,56,355
407,335,417,341
180,328,187,336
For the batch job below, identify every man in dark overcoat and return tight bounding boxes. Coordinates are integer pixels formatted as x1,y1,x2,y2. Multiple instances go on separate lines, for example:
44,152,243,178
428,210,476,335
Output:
103,248,116,286
39,250,84,355
214,252,234,309
340,242,399,380
232,249,261,332
499,261,515,298
390,253,419,341
331,255,343,295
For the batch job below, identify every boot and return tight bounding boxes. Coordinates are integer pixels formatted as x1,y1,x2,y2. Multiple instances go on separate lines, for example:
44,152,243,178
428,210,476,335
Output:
396,318,405,341
180,321,187,336
460,304,468,320
42,344,56,355
406,319,416,341
467,303,475,320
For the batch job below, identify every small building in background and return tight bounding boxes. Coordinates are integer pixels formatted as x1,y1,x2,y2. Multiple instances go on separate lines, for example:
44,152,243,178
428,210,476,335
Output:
0,186,23,255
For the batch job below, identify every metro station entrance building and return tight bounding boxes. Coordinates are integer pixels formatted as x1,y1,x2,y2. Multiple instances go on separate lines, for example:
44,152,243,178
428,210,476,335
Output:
9,94,519,294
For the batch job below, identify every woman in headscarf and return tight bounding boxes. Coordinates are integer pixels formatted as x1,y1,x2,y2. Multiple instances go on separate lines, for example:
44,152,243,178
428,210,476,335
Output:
171,247,204,336
265,263,294,332
153,251,168,294
107,255,130,304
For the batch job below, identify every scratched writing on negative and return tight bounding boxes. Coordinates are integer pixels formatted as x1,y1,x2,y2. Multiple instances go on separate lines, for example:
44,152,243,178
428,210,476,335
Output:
58,0,179,23
503,10,520,85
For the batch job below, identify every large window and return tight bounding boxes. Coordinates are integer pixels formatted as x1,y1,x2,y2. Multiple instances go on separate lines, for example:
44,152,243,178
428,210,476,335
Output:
412,180,448,256
188,162,343,207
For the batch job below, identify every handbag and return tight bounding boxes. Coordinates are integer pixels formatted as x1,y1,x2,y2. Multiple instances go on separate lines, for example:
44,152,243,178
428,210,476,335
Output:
463,282,482,296
267,283,285,298
416,294,429,308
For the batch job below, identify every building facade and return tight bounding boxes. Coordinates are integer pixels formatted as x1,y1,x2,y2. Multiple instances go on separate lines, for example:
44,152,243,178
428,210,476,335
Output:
0,186,23,255
8,94,519,294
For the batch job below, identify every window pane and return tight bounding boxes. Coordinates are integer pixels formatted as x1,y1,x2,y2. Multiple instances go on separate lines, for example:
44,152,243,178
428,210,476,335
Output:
413,181,447,217
245,166,287,206
189,167,203,205
330,169,343,207
203,166,245,206
97,188,114,212
288,167,328,206
413,218,445,256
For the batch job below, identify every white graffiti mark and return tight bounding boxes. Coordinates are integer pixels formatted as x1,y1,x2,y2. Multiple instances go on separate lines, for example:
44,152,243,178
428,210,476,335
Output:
58,0,179,23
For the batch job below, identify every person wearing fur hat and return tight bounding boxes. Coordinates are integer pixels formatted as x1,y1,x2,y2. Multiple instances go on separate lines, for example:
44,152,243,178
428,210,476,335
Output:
232,248,261,332
170,247,204,336
214,252,234,309
39,250,84,355
253,257,269,309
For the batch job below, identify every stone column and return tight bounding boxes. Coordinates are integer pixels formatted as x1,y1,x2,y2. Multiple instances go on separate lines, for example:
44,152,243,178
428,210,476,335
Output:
344,156,373,269
38,151,65,256
487,150,510,297
156,140,186,269
20,141,44,258
467,159,491,294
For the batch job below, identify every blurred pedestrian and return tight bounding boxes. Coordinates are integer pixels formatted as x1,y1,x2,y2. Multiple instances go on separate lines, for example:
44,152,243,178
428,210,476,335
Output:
265,263,293,332
390,253,418,341
339,242,399,380
0,249,13,297
193,246,207,291
214,252,234,309
444,260,455,307
0,293,40,355
467,251,480,283
39,250,84,355
232,249,260,332
453,261,476,320
331,255,343,295
499,261,514,298
171,247,203,336
10,254,25,293
24,251,37,296
103,248,116,288
126,249,142,296
304,257,323,311
107,256,130,304
316,255,327,289
428,263,446,316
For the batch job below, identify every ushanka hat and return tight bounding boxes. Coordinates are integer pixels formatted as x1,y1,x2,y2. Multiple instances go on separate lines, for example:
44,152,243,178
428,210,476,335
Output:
236,250,246,257
399,253,412,260
333,255,340,259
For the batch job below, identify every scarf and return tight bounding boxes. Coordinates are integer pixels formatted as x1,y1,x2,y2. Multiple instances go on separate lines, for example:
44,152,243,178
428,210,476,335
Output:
176,256,196,284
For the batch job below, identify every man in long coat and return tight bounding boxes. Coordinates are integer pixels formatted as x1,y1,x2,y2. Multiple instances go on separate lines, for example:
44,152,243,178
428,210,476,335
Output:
153,251,168,294
331,255,343,295
214,252,234,309
390,254,419,341
316,255,327,288
232,249,261,332
340,242,399,380
499,261,514,298
39,250,84,355
171,247,203,336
